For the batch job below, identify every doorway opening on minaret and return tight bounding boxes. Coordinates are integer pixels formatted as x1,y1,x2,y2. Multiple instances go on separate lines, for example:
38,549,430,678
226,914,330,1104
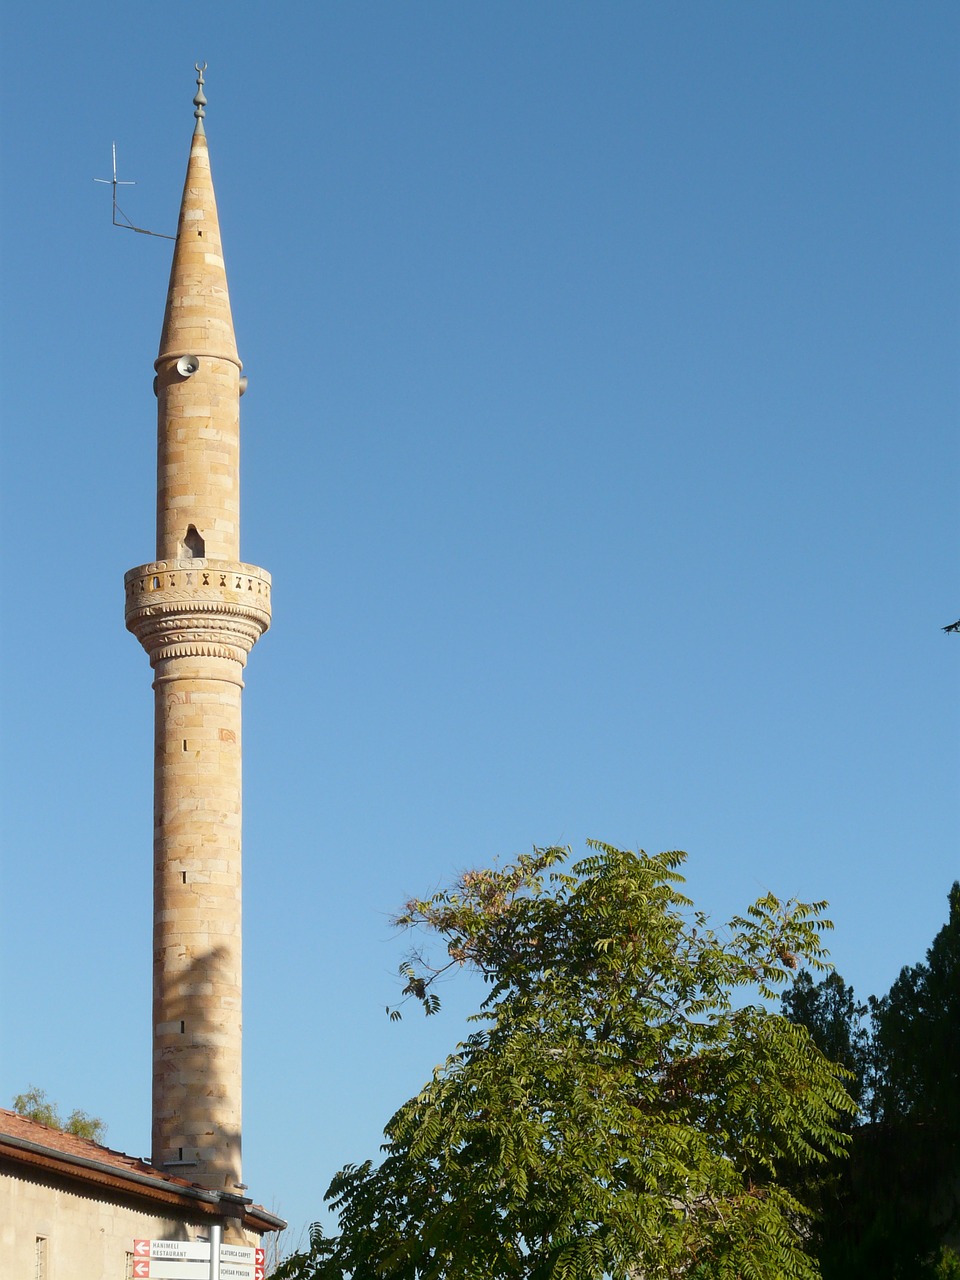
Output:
183,525,205,558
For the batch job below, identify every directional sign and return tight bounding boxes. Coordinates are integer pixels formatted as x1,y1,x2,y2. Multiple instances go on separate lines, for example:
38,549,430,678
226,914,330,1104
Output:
134,1264,210,1280
220,1244,257,1263
131,1241,265,1280
134,1240,211,1261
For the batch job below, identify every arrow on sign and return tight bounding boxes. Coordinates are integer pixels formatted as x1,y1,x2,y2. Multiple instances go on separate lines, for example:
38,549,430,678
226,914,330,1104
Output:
134,1241,151,1257
134,1263,150,1278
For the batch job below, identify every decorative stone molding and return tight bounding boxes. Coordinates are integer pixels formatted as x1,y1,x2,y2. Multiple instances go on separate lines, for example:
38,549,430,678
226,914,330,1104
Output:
155,348,244,373
125,559,271,666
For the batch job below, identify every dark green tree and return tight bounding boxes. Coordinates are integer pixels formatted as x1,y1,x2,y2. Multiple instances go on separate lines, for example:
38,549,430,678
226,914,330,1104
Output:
780,883,960,1280
781,971,870,1113
279,843,855,1280
871,882,960,1127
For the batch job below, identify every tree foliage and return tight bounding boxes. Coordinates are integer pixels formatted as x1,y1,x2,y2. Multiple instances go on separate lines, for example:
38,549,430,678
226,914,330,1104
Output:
780,971,870,1114
278,842,855,1280
780,882,960,1279
870,882,960,1128
12,1085,107,1144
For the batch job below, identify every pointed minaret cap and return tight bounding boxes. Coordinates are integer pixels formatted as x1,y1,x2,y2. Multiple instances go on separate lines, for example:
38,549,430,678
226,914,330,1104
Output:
156,64,240,370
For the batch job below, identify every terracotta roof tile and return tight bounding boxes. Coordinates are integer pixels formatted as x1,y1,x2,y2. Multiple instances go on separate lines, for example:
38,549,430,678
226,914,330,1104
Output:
0,1108,284,1232
0,1108,195,1186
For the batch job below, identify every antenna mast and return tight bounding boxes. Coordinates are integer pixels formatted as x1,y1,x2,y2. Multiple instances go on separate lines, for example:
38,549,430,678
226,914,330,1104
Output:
94,142,176,240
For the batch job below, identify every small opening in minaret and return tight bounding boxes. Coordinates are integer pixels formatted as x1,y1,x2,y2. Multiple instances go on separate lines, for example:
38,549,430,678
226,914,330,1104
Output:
182,740,188,751
180,1021,185,1034
182,872,187,884
183,525,205,559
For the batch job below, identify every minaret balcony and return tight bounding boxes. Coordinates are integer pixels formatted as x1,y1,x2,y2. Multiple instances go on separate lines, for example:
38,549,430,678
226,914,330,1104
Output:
124,558,271,666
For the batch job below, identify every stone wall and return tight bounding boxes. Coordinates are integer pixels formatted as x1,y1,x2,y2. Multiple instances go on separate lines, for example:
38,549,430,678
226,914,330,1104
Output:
0,1165,261,1279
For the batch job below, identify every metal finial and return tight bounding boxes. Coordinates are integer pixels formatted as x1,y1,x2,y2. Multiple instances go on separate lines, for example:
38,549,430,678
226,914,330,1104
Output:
193,63,207,121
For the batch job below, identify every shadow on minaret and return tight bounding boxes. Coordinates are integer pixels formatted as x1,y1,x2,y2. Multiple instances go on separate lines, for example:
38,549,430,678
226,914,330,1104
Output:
155,940,245,1226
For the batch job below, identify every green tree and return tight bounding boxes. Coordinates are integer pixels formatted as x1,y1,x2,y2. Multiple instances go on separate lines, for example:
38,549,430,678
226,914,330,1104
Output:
779,883,960,1280
871,882,960,1127
856,880,960,1278
278,842,855,1280
12,1086,107,1144
781,971,871,1113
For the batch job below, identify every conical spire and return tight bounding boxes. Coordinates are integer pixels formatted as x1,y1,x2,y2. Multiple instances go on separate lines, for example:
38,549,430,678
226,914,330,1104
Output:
157,65,239,368
154,66,243,564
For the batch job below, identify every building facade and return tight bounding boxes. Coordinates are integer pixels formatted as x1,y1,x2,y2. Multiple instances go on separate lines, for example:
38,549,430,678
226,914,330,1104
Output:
0,1110,283,1278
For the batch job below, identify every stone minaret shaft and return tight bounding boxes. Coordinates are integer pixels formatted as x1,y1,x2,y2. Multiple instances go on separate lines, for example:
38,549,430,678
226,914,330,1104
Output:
125,71,270,1194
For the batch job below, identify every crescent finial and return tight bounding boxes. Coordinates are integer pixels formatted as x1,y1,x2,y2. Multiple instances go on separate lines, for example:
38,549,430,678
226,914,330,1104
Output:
193,63,207,122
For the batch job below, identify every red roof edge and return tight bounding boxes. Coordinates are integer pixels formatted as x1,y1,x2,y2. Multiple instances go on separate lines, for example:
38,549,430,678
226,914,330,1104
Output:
0,1109,285,1234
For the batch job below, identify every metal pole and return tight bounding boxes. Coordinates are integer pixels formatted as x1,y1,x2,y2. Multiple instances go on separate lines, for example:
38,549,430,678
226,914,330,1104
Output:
209,1222,222,1280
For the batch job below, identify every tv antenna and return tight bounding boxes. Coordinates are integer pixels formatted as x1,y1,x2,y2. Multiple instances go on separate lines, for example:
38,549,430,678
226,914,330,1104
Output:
94,142,176,240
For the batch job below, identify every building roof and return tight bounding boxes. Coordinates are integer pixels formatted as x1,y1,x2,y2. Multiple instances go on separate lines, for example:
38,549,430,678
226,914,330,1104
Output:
0,1109,284,1234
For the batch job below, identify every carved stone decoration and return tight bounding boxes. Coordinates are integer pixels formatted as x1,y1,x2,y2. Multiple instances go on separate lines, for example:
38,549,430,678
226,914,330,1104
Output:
124,559,272,667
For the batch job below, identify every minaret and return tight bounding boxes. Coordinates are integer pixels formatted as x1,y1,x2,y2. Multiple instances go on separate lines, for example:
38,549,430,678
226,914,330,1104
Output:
124,66,270,1195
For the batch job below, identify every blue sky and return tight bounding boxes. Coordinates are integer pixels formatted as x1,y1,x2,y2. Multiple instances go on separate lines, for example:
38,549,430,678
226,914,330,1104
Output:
1,0,957,1250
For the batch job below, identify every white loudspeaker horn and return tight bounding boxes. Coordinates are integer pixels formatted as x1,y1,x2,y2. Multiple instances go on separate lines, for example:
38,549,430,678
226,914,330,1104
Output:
176,355,200,377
